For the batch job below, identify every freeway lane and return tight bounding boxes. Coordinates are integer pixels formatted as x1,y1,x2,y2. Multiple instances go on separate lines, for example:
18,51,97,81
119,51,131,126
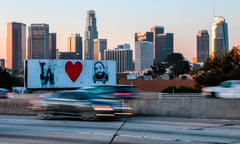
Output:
0,115,240,144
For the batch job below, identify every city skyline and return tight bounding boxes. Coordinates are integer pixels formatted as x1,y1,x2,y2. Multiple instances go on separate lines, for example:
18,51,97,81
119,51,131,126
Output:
1,0,240,61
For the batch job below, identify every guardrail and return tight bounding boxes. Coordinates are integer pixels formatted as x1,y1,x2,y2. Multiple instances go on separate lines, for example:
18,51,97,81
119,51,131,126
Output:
158,93,202,99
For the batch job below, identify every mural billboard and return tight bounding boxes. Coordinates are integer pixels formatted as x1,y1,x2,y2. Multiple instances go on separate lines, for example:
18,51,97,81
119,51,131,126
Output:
25,60,116,89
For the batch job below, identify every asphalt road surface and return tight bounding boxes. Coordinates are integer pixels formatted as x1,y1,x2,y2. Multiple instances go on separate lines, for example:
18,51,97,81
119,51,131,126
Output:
0,115,240,144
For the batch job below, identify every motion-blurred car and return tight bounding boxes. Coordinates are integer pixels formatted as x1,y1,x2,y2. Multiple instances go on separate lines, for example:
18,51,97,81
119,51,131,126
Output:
81,85,139,99
0,88,13,99
201,80,240,98
28,89,133,120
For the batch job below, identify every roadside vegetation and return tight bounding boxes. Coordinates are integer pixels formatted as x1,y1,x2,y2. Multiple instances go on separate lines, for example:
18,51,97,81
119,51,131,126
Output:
146,53,191,79
191,47,240,90
161,86,200,93
0,68,24,90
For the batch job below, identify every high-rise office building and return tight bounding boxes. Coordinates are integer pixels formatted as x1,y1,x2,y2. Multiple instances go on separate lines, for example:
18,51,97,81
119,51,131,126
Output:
6,22,26,71
134,32,153,62
49,33,57,59
94,39,107,60
116,44,131,50
105,45,134,73
84,10,98,60
150,26,164,62
211,16,229,57
197,30,209,62
135,32,153,42
135,41,153,72
67,33,82,59
150,26,164,35
67,33,82,53
155,33,174,62
28,23,49,59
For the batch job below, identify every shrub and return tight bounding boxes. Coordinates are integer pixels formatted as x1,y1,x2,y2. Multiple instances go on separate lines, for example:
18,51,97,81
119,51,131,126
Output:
161,86,199,93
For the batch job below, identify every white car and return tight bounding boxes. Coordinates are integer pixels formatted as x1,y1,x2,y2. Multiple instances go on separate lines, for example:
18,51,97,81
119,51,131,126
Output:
201,80,240,98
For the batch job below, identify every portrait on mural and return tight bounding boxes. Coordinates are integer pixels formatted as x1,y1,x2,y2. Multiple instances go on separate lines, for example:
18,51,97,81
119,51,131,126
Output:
93,61,108,84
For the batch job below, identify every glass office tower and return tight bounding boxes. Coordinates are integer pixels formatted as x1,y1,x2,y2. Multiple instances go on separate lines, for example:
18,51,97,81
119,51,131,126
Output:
6,22,26,71
28,24,49,59
197,30,209,62
211,16,229,57
67,33,82,59
84,10,98,59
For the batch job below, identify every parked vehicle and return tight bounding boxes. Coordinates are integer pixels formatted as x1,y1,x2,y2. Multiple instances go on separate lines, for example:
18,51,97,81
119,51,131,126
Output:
81,85,139,99
201,80,240,98
28,89,133,120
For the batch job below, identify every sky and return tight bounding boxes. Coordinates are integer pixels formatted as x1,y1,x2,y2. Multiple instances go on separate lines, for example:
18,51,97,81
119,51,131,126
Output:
0,0,240,61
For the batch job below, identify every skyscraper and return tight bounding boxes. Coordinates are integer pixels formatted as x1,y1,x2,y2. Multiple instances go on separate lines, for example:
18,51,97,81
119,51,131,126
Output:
155,33,174,63
150,26,164,35
67,33,82,59
150,26,164,62
49,33,57,59
134,32,153,62
105,45,134,73
135,32,153,42
6,22,26,71
28,24,49,59
197,30,209,62
211,16,229,57
84,10,98,60
94,39,107,60
135,41,153,72
67,33,82,53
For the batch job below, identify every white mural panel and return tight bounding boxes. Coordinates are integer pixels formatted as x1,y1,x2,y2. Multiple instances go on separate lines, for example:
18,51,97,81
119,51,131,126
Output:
25,60,116,89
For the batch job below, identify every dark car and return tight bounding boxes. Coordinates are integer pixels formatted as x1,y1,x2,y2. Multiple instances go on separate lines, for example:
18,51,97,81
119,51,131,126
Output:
82,85,139,99
28,90,133,120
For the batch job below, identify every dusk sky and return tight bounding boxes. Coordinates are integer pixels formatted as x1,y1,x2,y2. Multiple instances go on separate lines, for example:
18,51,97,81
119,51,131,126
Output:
0,0,240,61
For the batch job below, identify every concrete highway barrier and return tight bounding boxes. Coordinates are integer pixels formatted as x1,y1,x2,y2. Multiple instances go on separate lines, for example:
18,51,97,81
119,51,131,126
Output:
127,93,240,119
1,93,240,120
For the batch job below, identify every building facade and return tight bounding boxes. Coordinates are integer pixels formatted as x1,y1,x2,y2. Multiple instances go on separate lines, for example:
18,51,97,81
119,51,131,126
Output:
135,41,153,72
49,33,57,59
84,10,98,60
150,26,164,62
6,22,26,71
135,32,153,42
28,24,49,59
57,52,82,59
155,33,174,63
150,26,164,36
67,33,82,59
94,39,107,60
116,44,131,49
197,30,209,62
105,45,134,73
67,33,82,53
211,16,229,57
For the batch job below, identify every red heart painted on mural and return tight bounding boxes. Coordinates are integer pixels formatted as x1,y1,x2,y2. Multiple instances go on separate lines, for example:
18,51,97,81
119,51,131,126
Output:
65,61,83,82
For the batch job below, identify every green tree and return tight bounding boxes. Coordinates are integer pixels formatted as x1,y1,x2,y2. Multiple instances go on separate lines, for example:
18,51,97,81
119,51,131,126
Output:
191,47,240,89
0,68,24,89
149,62,167,78
0,68,13,89
165,53,190,76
